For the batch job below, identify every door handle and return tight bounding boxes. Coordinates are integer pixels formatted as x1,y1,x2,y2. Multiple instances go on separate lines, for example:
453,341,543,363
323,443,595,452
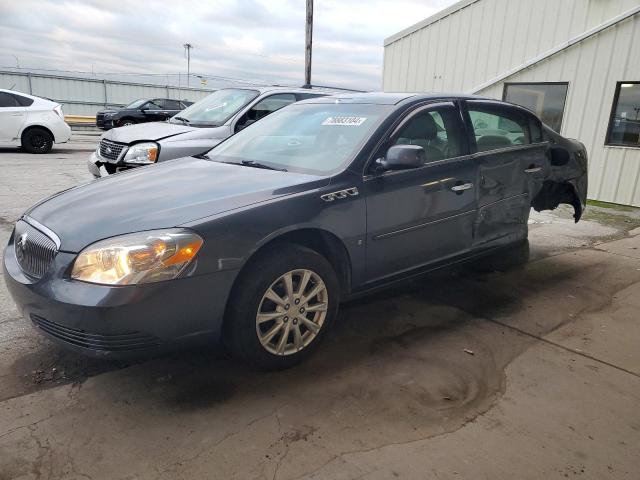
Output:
524,166,542,173
451,182,473,192
10,113,23,116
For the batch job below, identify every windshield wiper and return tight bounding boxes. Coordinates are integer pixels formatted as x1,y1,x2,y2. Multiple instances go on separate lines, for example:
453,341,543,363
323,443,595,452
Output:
240,160,287,172
218,160,286,171
172,116,190,125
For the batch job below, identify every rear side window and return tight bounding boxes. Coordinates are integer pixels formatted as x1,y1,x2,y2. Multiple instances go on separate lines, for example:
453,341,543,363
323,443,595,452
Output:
529,117,543,143
165,99,182,110
296,93,326,101
144,100,163,110
13,94,34,106
467,104,530,152
394,106,464,162
0,92,20,107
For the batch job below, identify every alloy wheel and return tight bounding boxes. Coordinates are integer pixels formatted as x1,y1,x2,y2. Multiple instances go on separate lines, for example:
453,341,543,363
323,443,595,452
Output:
31,134,46,150
256,269,328,356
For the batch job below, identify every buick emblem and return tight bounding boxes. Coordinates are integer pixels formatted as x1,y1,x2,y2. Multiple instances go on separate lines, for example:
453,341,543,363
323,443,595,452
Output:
17,232,28,251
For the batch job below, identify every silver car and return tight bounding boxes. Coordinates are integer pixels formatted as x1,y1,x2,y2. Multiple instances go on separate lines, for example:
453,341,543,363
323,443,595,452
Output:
88,87,328,177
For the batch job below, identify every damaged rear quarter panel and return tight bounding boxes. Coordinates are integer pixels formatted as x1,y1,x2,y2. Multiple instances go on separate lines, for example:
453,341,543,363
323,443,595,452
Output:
532,127,588,222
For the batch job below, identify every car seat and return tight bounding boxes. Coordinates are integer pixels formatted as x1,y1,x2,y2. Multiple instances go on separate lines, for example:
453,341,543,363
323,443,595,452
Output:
396,114,444,162
476,135,512,152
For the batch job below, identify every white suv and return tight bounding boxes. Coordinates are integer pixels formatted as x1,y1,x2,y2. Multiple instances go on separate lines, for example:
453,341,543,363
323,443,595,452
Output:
0,89,71,154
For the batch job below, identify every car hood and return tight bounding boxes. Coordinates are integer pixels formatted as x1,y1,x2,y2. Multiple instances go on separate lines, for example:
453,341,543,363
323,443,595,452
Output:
26,158,329,252
104,122,199,143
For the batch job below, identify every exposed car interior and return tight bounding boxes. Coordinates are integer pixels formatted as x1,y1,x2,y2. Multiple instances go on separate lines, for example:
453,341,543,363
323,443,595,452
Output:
394,110,462,161
469,110,529,151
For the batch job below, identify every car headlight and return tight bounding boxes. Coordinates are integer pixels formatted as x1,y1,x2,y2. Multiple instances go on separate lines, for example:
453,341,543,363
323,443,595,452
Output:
123,142,159,165
71,229,203,285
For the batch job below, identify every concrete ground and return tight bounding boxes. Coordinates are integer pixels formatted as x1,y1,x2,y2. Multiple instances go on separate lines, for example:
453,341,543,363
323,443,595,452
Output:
0,138,639,479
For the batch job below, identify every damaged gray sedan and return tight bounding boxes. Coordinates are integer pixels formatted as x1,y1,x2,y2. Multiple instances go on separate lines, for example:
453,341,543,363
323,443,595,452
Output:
4,93,587,370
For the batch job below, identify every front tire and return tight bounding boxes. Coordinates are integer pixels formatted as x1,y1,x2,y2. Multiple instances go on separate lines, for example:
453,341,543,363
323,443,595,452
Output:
119,119,135,127
224,243,340,370
22,128,53,154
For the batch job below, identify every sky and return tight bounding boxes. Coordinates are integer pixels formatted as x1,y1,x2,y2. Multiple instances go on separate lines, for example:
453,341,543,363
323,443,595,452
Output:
0,0,457,91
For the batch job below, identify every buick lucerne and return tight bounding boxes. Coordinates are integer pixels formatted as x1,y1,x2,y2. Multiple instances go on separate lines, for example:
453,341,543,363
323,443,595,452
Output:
4,93,588,369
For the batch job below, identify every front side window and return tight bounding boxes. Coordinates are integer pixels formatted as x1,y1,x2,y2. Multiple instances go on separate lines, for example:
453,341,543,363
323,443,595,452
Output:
467,104,530,152
606,82,640,148
143,100,164,110
394,107,463,162
503,83,568,132
207,103,390,175
171,89,259,127
248,94,296,121
125,99,147,109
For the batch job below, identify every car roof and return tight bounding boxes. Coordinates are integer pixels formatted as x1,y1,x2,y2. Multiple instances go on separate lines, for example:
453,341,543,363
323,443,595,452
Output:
0,88,32,98
213,86,339,96
0,88,52,103
295,91,497,105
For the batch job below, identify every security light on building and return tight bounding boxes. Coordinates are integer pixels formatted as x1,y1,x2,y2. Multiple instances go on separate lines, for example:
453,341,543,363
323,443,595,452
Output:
383,0,640,206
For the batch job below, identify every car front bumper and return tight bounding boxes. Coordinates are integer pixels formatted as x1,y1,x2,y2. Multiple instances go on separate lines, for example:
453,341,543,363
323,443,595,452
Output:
88,151,148,178
96,118,114,130
3,229,237,358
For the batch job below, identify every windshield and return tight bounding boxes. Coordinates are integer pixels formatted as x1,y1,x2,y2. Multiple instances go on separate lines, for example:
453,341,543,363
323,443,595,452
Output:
206,103,391,175
170,89,259,126
126,99,147,109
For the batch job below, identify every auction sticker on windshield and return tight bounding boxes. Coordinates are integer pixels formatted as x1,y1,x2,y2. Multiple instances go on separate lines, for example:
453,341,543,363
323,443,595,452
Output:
322,116,367,126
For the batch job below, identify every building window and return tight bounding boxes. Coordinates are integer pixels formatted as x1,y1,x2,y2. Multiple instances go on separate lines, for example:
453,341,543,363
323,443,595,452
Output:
503,82,568,133
606,82,640,148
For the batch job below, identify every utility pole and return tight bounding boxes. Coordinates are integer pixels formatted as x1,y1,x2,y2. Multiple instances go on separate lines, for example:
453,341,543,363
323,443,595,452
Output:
183,43,193,87
304,0,313,87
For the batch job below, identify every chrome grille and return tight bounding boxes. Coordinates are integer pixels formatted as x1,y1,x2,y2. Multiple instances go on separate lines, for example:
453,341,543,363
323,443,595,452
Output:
14,220,58,279
98,138,126,161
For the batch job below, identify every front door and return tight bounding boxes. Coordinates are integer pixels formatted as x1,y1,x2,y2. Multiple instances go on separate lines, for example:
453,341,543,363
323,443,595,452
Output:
363,102,478,282
142,99,169,122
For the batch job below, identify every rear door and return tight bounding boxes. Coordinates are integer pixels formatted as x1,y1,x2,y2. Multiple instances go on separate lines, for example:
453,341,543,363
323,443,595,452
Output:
363,102,478,282
0,92,26,144
462,100,550,247
164,99,184,118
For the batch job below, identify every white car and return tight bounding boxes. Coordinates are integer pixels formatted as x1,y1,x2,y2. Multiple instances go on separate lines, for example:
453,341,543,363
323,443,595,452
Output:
0,89,71,153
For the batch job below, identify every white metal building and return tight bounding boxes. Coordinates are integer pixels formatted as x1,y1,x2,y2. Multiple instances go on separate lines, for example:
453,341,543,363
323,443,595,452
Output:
383,0,640,206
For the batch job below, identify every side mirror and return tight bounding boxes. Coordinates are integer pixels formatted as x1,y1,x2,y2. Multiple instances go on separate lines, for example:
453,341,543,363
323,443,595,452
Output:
376,144,425,172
